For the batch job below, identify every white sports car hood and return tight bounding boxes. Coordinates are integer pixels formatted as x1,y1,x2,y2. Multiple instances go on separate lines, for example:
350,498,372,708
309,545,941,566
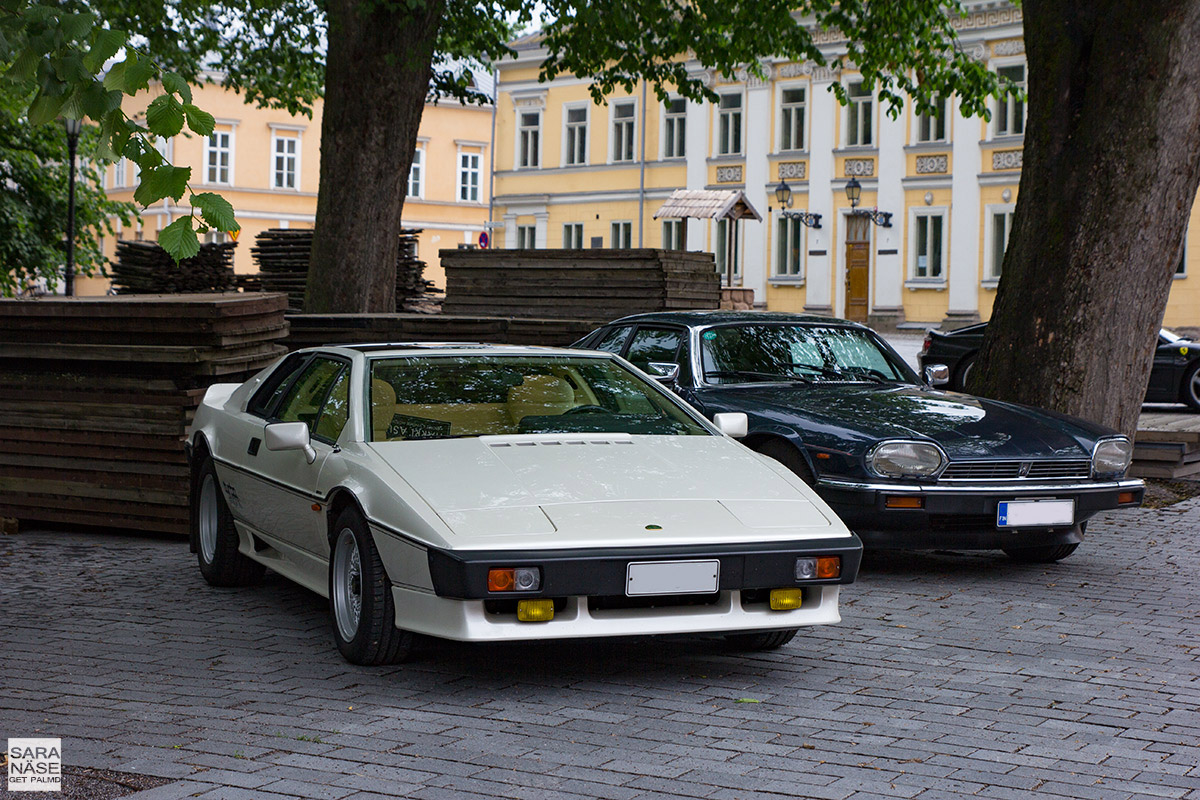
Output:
368,434,847,549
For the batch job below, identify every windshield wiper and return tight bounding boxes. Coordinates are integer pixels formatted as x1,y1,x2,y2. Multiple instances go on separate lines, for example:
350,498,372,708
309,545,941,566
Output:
791,362,887,384
704,370,811,383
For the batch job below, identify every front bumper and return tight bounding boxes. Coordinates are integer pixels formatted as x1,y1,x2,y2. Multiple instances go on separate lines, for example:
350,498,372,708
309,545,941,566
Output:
816,478,1144,549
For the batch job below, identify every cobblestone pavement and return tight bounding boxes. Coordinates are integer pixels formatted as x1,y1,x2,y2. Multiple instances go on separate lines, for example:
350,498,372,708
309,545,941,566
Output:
2,500,1198,800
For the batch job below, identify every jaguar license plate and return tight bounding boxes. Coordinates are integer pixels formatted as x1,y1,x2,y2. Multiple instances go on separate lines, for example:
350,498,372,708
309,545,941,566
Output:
626,560,720,596
997,499,1075,528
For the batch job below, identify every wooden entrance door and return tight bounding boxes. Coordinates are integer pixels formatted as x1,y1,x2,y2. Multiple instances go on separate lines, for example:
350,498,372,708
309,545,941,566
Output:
844,215,870,323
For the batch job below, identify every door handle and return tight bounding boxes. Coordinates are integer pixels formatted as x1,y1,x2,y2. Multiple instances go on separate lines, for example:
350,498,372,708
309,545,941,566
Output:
248,437,261,456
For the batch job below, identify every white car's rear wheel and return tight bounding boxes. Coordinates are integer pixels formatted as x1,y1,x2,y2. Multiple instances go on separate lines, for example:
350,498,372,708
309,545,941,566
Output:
328,508,412,665
724,629,799,651
191,455,264,587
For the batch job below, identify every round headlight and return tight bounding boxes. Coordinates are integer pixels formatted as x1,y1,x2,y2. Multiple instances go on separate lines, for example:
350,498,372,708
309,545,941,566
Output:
1093,438,1132,477
869,441,945,478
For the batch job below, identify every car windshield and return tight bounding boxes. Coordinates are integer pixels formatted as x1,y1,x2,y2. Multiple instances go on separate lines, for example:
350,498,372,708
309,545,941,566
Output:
699,324,917,385
368,355,710,441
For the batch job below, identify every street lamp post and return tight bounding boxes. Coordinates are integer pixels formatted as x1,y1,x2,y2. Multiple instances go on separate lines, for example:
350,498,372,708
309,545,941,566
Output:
63,118,82,296
774,180,822,229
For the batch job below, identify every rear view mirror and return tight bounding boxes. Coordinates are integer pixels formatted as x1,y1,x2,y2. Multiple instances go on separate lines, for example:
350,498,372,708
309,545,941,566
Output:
713,412,748,438
924,364,950,387
265,421,316,464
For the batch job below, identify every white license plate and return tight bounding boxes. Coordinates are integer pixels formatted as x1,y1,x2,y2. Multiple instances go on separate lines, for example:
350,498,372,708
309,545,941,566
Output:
997,499,1075,528
626,560,720,596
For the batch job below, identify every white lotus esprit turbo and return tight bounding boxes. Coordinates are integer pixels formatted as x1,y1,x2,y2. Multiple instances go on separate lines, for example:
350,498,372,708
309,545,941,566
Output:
187,343,863,665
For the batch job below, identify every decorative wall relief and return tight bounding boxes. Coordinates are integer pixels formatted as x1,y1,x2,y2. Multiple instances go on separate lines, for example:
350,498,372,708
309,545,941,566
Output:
717,166,744,183
778,162,807,180
915,155,949,174
992,149,1023,170
843,158,875,177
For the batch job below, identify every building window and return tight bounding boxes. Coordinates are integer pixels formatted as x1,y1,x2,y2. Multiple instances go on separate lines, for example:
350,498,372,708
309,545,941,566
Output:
717,93,742,156
458,151,480,202
846,82,873,147
611,221,632,248
916,95,948,143
664,98,686,158
408,147,423,198
205,131,233,185
996,65,1026,136
272,134,298,190
204,231,229,244
988,209,1015,279
662,220,684,250
612,101,636,162
563,223,584,248
564,106,587,166
912,212,946,279
779,87,806,151
518,111,541,168
715,219,741,278
775,216,805,277
516,225,536,249
111,157,128,189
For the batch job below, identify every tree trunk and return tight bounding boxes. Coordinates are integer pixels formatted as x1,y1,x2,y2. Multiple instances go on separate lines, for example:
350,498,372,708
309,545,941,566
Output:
970,0,1200,438
303,0,445,313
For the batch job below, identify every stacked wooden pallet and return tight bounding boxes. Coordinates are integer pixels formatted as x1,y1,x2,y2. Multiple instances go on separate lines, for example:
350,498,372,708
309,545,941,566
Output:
439,249,721,320
0,294,289,535
110,240,238,294
285,313,598,350
1131,412,1200,478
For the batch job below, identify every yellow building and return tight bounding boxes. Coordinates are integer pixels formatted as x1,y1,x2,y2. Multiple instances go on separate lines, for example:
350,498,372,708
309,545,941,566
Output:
85,76,494,296
493,3,1199,330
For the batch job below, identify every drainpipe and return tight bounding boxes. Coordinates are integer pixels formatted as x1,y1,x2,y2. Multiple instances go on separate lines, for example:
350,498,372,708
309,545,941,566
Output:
638,79,647,248
487,66,498,247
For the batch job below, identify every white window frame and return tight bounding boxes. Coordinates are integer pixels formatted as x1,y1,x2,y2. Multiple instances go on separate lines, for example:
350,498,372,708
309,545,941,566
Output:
458,149,481,203
914,94,950,143
271,132,300,190
205,129,234,186
983,203,1015,285
993,60,1027,138
515,225,536,249
777,83,807,152
908,207,949,283
715,92,744,156
562,103,589,166
111,157,128,189
611,220,632,248
408,143,425,199
563,222,584,249
517,110,542,169
662,219,684,250
610,99,637,163
774,214,806,279
714,218,742,279
844,81,874,148
662,97,686,159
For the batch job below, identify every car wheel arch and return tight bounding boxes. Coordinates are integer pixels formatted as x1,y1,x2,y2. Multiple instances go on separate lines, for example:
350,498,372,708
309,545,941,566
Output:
743,432,819,482
324,489,368,549
188,434,213,554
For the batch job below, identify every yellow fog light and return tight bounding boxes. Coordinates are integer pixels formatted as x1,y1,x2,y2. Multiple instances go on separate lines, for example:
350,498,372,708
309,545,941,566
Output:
769,588,803,611
517,599,555,622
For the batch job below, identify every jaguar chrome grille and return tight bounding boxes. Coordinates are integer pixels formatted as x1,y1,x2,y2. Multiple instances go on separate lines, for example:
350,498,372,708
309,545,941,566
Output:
939,459,1092,481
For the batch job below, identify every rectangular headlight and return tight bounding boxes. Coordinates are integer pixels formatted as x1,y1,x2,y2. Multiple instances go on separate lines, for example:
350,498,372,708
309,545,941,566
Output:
870,441,944,478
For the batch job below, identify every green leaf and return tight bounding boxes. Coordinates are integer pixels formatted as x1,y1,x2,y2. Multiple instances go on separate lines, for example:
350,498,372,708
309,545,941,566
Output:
122,53,155,94
133,164,190,205
83,28,126,73
183,103,214,136
158,217,200,261
59,13,94,42
145,94,184,137
161,71,192,104
101,60,126,91
190,192,239,233
7,47,42,84
734,698,761,704
27,90,65,125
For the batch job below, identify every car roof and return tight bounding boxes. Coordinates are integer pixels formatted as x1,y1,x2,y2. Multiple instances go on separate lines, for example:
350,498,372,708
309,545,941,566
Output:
315,342,603,357
602,310,869,328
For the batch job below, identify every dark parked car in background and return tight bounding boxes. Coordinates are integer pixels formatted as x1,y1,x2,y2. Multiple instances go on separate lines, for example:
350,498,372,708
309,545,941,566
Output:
576,311,1144,563
920,324,1200,410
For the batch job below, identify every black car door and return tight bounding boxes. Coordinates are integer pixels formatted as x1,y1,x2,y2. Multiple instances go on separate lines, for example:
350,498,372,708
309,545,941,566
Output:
1147,336,1183,401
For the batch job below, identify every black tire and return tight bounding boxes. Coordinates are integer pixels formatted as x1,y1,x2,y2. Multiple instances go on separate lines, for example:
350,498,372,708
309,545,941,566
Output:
1181,361,1200,411
755,439,816,485
191,455,265,587
725,629,799,651
955,354,977,392
1002,542,1080,563
328,508,412,666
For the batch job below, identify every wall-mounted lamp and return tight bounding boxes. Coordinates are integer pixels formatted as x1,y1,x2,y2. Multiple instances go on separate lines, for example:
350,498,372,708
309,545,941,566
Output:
844,176,892,228
774,180,822,229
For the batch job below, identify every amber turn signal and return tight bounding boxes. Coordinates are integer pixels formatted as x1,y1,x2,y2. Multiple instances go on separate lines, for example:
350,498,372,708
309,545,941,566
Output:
1118,491,1137,504
487,568,515,592
816,556,841,579
769,588,803,610
517,599,555,622
885,495,923,509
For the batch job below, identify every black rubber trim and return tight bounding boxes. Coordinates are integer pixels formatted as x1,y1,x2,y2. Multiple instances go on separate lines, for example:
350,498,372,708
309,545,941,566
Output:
426,534,863,600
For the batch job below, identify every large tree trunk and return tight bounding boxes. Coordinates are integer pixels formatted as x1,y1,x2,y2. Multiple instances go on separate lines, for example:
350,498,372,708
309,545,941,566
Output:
971,0,1200,438
303,0,445,313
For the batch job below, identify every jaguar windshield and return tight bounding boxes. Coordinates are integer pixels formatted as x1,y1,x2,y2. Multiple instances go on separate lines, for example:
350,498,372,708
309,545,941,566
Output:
699,324,918,386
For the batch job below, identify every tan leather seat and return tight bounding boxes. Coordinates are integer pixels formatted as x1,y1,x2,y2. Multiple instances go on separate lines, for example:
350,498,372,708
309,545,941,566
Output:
507,375,575,424
371,378,397,440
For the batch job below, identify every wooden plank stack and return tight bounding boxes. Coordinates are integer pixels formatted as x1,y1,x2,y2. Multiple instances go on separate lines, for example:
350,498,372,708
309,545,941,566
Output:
284,313,597,350
110,240,238,294
250,228,436,312
439,248,720,320
0,294,289,535
1131,411,1200,478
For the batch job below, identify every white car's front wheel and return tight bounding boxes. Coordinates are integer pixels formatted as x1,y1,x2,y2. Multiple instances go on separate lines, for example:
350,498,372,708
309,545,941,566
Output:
191,455,264,587
328,508,412,665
